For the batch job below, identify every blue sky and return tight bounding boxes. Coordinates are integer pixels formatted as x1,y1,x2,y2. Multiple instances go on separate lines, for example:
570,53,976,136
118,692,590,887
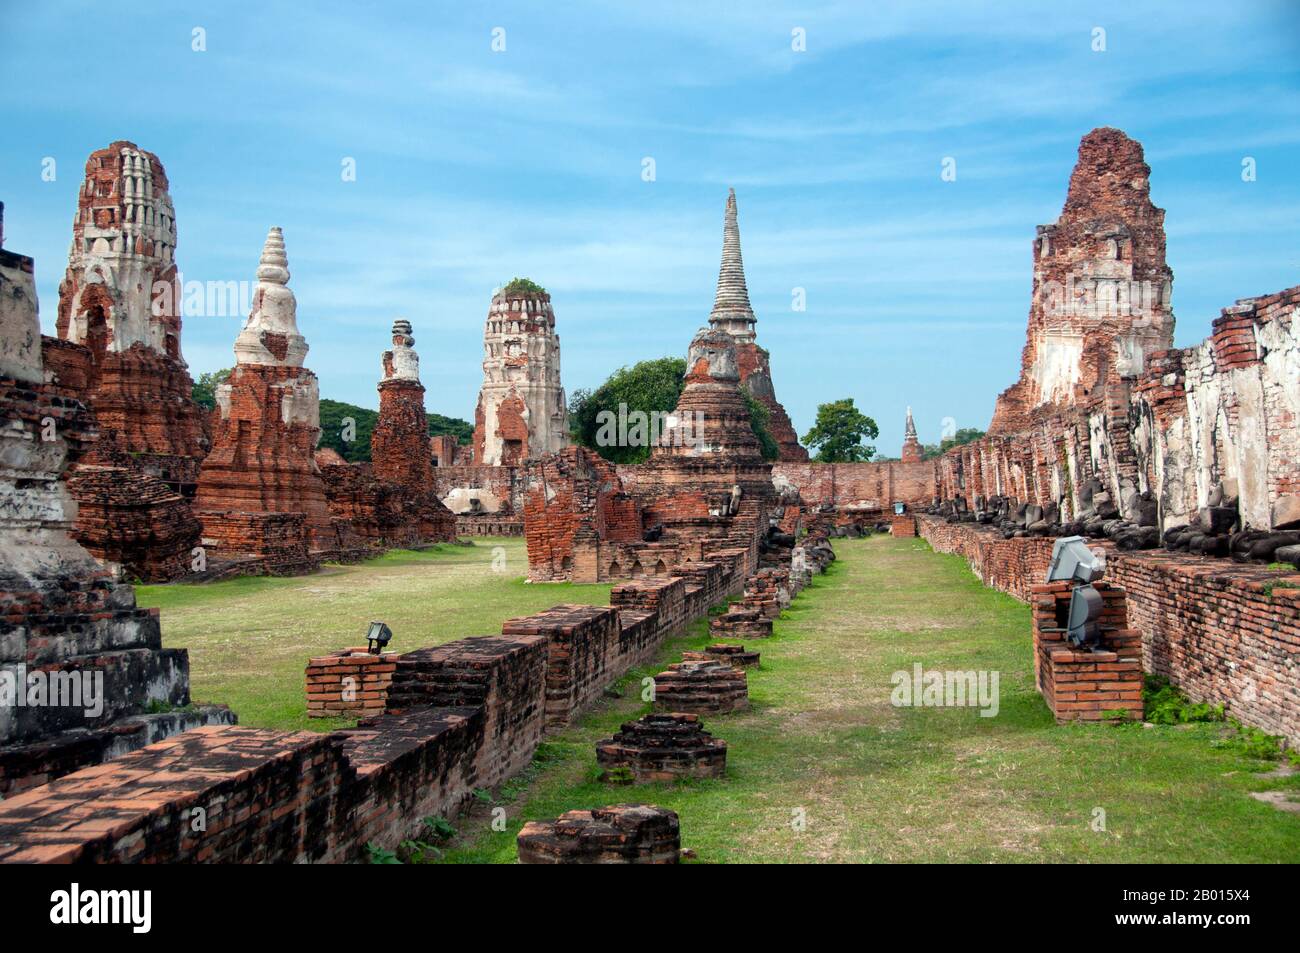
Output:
3,1,1298,454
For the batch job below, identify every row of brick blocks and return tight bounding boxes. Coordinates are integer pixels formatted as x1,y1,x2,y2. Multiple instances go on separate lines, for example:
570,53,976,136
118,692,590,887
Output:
0,551,750,862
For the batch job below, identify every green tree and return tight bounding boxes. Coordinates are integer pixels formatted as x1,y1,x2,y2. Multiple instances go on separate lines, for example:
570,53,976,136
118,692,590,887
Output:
191,368,232,410
921,427,986,460
318,399,472,463
570,356,778,464
802,398,879,463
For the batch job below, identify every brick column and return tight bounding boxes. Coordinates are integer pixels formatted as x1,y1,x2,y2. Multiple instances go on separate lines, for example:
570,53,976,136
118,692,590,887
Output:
1029,581,1143,722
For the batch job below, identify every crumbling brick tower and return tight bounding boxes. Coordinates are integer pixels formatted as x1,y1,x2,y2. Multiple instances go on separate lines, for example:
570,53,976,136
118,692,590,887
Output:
55,141,209,488
638,326,779,570
990,127,1175,435
51,142,208,580
708,188,807,462
372,319,433,490
472,281,568,466
195,227,356,571
0,231,232,796
900,406,923,463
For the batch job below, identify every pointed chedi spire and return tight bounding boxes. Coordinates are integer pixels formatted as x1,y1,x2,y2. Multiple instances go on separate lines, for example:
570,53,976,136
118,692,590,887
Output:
708,188,757,341
234,226,309,367
901,406,923,463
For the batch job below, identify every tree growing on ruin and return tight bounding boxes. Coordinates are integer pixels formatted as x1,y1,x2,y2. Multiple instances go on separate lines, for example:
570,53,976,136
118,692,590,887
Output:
191,368,232,410
921,427,986,460
570,356,779,464
501,277,546,295
802,398,879,462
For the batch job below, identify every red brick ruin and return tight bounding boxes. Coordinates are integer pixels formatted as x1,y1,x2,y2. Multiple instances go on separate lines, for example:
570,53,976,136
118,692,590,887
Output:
52,142,208,581
918,127,1300,746
710,188,807,462
0,221,232,798
318,319,455,548
2,127,1298,864
194,227,361,573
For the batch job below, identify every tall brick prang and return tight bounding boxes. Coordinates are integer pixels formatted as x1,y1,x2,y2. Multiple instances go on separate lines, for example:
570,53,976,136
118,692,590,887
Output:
472,281,568,466
991,127,1175,434
55,141,209,483
708,189,807,462
52,142,209,580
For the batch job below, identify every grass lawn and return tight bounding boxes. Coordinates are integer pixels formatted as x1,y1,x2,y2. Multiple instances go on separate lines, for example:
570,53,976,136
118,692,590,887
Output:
135,538,611,732
436,536,1300,863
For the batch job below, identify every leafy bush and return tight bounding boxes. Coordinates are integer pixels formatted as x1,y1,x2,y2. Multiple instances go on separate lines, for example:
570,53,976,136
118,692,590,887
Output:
1143,675,1224,725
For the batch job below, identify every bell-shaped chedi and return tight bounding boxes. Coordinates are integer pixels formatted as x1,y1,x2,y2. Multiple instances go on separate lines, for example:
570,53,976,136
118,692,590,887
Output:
0,231,231,796
640,326,777,526
707,189,808,461
990,127,1175,434
472,279,568,466
653,327,765,465
55,141,209,488
372,319,432,490
194,227,355,572
900,406,923,463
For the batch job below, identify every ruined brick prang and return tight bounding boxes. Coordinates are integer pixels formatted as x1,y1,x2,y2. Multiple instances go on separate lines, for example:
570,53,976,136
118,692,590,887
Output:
318,319,456,549
195,227,358,567
50,142,207,581
54,141,208,478
472,284,567,466
708,189,808,461
991,127,1174,433
372,319,432,490
935,128,1299,541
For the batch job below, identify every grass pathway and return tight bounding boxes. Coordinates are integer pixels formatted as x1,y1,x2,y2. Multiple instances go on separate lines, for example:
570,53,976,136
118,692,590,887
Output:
442,536,1300,863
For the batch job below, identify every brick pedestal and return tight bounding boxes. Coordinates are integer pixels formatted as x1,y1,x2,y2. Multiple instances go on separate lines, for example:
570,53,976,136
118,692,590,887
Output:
596,713,727,782
682,644,760,668
305,648,397,719
1030,581,1144,722
890,514,917,537
653,660,748,715
709,606,773,639
517,804,680,864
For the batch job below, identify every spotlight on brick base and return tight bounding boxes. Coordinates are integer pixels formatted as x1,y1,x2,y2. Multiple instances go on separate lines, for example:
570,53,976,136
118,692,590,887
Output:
682,644,760,668
653,660,748,715
516,804,680,864
1030,580,1144,722
305,648,397,719
596,713,727,783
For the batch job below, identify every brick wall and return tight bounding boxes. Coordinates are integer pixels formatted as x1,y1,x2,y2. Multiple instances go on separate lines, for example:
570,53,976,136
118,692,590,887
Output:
0,539,770,863
772,460,938,511
918,515,1300,744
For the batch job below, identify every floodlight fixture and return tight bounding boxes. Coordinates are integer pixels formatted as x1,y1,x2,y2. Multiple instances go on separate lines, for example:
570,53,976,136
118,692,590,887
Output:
1046,537,1106,648
366,621,392,655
